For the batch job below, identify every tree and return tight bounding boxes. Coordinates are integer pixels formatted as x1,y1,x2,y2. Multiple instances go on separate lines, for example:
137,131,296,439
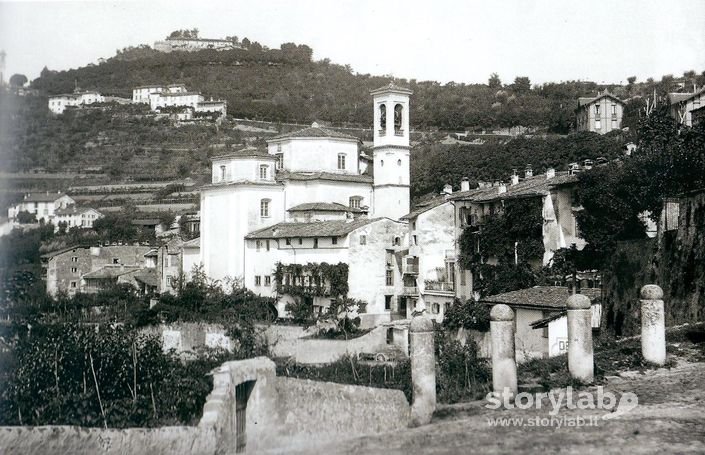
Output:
488,73,502,89
16,210,36,224
9,73,28,88
512,76,531,94
627,76,637,85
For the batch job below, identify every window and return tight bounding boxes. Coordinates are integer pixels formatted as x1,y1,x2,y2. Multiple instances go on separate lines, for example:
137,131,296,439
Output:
298,238,303,245
285,238,291,246
611,104,617,115
349,196,362,209
397,159,402,166
385,269,394,286
379,104,386,132
265,240,270,251
260,199,270,217
380,160,384,167
276,154,283,170
70,281,77,289
337,154,346,170
595,119,601,130
259,164,269,180
594,105,600,116
255,276,261,286
220,165,226,181
264,275,271,286
166,275,173,286
386,328,394,344
432,303,440,314
385,295,392,311
360,235,367,245
386,250,394,266
277,143,282,153
256,240,262,251
331,236,338,245
71,256,78,262
393,236,401,246
71,267,78,274
313,238,319,249
113,258,119,264
394,104,403,134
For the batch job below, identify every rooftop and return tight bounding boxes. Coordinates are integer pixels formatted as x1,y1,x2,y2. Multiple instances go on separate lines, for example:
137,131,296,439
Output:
451,171,578,204
245,218,380,240
82,265,142,280
370,81,413,96
480,286,601,310
276,170,373,184
287,202,366,213
668,88,705,105
21,192,72,203
211,146,273,161
55,206,101,216
577,92,625,107
268,123,360,142
183,237,200,248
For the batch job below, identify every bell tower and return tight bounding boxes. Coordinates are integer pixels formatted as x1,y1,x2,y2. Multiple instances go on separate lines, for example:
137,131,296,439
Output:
371,82,412,220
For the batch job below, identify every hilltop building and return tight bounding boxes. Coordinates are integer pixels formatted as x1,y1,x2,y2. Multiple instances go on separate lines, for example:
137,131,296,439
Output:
576,92,625,134
54,206,103,231
668,88,705,127
198,83,412,326
48,91,104,114
154,37,242,53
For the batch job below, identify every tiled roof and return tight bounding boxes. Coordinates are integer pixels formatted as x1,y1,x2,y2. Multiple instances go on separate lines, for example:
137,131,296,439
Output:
245,218,380,240
400,195,449,220
159,91,201,97
370,81,413,95
276,170,373,184
577,92,624,107
40,245,89,259
288,202,366,213
22,192,71,203
480,286,601,310
211,146,273,160
55,206,101,216
83,265,141,280
451,172,578,203
183,237,200,248
269,123,360,142
668,88,705,105
132,268,159,288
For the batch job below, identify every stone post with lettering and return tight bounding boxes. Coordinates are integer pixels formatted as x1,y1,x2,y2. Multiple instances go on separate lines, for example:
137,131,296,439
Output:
640,284,666,365
490,304,517,399
567,294,594,383
409,313,436,426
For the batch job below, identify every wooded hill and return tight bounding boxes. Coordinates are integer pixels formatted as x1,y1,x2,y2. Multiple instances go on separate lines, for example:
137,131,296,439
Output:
30,41,705,133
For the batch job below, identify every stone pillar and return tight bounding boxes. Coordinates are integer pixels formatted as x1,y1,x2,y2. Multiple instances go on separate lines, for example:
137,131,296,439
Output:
409,314,436,427
490,304,517,399
567,294,594,383
640,284,666,365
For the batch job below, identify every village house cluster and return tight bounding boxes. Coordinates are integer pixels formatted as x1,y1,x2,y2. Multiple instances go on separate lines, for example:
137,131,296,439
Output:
31,82,702,362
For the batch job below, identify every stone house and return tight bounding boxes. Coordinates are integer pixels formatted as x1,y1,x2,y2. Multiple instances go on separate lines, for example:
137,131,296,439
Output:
575,92,625,134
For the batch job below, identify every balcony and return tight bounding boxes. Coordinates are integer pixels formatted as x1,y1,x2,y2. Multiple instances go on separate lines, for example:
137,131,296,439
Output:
424,280,455,293
394,129,404,137
402,257,419,275
403,286,419,295
378,129,386,136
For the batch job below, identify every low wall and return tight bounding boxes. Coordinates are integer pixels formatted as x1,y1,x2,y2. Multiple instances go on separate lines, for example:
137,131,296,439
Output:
274,377,410,449
0,356,411,453
140,323,232,353
0,426,215,455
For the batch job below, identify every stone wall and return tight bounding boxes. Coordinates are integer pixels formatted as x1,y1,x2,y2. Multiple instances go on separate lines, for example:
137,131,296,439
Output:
274,377,410,450
603,189,705,336
140,323,231,353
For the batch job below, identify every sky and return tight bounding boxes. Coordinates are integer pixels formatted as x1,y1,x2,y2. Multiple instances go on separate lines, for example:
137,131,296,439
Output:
0,0,704,86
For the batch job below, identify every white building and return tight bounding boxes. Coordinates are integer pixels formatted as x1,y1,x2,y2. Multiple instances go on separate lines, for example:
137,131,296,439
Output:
54,206,103,231
198,83,412,326
8,192,75,223
48,91,104,114
133,84,227,118
154,38,242,53
132,84,186,103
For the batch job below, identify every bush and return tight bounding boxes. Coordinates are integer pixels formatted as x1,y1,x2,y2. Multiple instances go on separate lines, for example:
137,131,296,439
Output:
434,327,491,403
443,298,490,332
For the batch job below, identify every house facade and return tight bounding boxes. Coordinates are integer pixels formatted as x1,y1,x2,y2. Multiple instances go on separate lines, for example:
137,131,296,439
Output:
154,37,242,53
198,83,412,325
48,91,104,114
54,206,103,231
576,92,625,134
8,192,75,223
668,88,705,127
133,84,227,118
42,245,152,296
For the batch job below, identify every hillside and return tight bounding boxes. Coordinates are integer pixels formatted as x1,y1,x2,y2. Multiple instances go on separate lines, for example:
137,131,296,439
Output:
29,42,705,133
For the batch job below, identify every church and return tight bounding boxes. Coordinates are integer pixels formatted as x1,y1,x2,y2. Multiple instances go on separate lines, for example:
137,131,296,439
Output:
199,83,415,326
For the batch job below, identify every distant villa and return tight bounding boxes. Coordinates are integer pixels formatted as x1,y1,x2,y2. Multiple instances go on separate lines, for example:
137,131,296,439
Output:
154,37,243,53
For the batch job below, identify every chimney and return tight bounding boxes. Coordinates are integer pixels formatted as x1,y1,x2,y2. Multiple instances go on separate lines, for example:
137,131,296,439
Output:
498,183,507,194
583,159,594,170
510,173,519,186
460,177,470,192
442,184,453,195
546,168,555,179
525,164,533,178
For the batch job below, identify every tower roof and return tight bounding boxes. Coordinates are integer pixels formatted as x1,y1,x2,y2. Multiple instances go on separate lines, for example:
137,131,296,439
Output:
370,81,413,96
